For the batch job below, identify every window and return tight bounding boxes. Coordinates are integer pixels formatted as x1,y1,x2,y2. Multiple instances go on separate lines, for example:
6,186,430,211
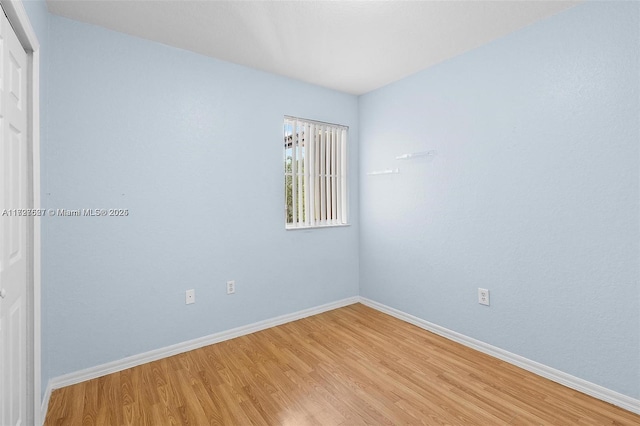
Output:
284,116,348,229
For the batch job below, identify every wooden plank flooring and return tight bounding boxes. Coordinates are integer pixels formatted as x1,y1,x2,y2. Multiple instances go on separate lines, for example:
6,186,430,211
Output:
44,303,640,425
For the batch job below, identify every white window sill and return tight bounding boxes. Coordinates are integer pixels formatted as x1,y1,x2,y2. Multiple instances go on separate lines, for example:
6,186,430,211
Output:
285,223,350,231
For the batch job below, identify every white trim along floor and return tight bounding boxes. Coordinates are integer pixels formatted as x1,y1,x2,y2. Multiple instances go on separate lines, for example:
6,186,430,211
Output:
41,296,640,423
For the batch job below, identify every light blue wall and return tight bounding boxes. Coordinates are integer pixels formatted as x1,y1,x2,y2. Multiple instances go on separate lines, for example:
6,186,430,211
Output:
22,0,48,45
41,15,359,385
359,1,639,399
22,0,640,402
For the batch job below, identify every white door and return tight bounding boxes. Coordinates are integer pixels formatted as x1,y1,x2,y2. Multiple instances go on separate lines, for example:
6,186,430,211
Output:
0,8,28,426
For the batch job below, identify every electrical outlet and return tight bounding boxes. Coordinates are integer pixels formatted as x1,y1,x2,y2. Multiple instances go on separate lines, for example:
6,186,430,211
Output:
226,280,235,295
186,289,195,304
478,288,489,306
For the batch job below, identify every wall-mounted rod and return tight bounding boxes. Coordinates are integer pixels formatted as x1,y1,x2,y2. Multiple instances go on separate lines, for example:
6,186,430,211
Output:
367,168,400,176
395,150,437,160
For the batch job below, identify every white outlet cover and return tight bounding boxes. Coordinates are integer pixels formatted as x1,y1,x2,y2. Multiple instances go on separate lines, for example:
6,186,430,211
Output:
186,289,195,304
478,288,489,306
227,280,235,295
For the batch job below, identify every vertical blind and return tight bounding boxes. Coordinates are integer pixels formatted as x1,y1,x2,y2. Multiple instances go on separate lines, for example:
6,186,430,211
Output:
284,117,348,228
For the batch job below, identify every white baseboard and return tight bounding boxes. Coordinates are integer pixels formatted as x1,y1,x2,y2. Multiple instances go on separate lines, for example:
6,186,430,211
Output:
40,296,359,423
359,296,640,416
40,384,52,424
39,295,639,422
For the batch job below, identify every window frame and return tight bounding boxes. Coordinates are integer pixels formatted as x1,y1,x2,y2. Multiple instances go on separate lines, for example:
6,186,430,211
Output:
284,116,349,230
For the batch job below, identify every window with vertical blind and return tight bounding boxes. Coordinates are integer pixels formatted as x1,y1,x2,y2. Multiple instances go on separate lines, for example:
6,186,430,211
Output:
284,116,348,229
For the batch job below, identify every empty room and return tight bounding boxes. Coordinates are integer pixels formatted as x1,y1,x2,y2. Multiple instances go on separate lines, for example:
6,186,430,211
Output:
1,0,638,424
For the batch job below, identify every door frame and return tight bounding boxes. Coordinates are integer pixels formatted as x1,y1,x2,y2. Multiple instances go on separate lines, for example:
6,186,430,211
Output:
0,1,40,424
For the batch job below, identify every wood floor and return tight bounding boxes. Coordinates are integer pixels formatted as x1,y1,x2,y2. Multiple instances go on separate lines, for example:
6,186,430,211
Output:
45,303,640,425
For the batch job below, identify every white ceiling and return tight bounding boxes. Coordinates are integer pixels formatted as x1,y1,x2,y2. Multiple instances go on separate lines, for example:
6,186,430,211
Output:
46,0,580,95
